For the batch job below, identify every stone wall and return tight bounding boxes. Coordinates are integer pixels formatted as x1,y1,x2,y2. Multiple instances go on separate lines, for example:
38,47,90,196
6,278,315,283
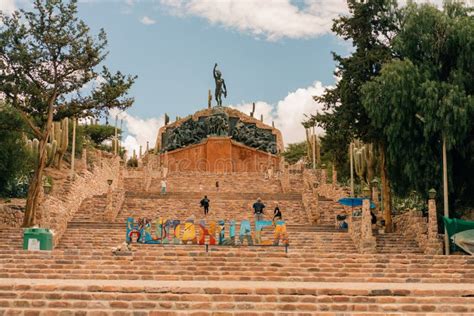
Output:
299,168,348,225
393,208,443,255
0,203,24,227
38,151,121,247
162,137,280,173
302,190,319,224
393,210,428,250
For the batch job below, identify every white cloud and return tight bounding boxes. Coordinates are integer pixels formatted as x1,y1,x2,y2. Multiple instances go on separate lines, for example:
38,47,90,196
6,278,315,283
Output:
160,0,454,40
110,109,164,157
160,0,347,40
0,0,16,15
231,81,330,146
140,16,156,25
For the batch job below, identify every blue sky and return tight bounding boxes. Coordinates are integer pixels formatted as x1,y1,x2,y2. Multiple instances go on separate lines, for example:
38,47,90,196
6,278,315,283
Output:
2,0,444,154
75,1,347,117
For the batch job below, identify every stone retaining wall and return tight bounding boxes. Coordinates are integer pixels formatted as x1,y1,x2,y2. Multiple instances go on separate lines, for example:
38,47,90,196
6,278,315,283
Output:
38,151,121,247
393,209,442,255
0,204,24,228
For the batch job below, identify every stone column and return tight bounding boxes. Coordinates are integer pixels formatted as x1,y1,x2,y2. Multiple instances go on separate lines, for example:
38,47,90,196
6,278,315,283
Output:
280,164,290,193
332,165,337,185
321,167,327,185
425,194,443,255
144,161,152,192
372,186,379,214
360,198,377,253
81,148,88,172
105,181,113,221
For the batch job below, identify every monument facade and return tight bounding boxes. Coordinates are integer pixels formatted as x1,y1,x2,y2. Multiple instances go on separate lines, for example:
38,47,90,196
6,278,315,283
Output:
155,107,283,173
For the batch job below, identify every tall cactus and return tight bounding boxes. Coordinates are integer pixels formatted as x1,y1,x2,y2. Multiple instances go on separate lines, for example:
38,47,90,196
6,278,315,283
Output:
53,118,69,169
26,118,68,168
352,141,377,185
305,128,320,167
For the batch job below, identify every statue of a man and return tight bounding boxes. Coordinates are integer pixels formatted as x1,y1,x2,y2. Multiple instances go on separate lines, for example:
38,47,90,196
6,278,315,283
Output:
213,63,227,106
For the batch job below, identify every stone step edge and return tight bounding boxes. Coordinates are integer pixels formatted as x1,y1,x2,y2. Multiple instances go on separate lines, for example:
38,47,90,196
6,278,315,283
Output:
2,278,474,293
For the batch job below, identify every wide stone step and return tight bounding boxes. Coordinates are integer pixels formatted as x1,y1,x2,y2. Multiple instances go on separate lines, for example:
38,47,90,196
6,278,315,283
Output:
125,191,302,200
0,279,473,314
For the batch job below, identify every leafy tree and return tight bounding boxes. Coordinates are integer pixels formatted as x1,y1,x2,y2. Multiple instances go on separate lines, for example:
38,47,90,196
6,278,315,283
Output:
310,0,402,230
362,2,474,213
0,0,136,227
319,134,350,182
281,142,307,165
83,124,120,145
0,104,34,197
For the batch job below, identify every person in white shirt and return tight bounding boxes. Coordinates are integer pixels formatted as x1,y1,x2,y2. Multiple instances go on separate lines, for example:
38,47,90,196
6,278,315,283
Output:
160,179,167,195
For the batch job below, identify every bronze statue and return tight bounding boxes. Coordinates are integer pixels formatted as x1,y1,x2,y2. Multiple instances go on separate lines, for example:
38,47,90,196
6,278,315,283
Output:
213,63,227,106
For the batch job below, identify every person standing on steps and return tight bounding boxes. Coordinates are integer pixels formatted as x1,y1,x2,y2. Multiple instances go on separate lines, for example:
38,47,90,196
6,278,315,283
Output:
160,179,167,195
273,203,282,223
200,195,210,216
215,180,219,192
253,197,266,222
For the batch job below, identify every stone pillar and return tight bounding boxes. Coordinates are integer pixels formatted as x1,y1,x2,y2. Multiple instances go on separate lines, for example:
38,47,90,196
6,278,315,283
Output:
81,148,87,172
144,161,152,192
281,164,290,193
105,181,113,221
321,168,327,185
372,186,379,214
425,197,443,255
332,165,337,185
360,198,377,253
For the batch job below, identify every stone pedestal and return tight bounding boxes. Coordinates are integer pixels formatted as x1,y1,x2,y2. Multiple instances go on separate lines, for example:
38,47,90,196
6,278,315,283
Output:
425,198,443,255
332,165,337,185
161,137,280,173
104,185,113,221
372,187,379,214
81,148,87,171
321,168,327,185
360,198,377,253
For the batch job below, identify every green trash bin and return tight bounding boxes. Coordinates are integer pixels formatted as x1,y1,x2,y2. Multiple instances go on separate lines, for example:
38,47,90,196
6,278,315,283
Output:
23,228,53,251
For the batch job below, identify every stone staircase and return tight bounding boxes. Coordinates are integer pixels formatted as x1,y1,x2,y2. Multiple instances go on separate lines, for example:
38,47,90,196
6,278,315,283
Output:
0,279,473,314
1,169,473,314
375,232,424,254
126,172,283,194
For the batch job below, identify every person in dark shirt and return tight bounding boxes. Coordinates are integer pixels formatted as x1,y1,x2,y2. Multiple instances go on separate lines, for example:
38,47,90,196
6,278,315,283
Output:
200,196,210,216
371,211,377,225
273,203,282,222
253,198,266,222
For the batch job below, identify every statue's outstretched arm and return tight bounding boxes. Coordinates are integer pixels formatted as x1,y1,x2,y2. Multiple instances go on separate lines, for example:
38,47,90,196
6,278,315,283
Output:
213,63,218,79
223,80,227,97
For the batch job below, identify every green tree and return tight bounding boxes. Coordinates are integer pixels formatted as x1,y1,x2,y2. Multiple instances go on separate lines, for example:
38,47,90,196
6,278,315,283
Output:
281,142,307,165
310,0,402,230
83,124,120,145
362,2,474,213
0,104,34,197
0,0,136,227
